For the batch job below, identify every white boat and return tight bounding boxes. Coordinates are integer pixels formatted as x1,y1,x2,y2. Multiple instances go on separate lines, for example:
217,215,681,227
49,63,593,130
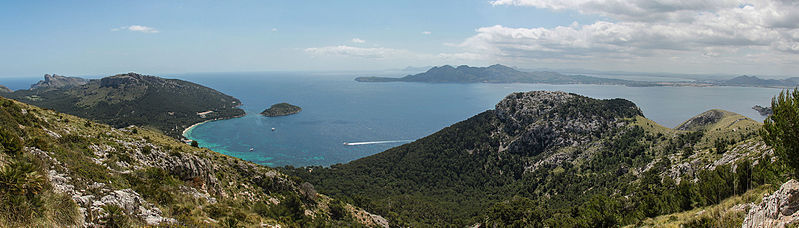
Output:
249,147,254,151
271,127,276,131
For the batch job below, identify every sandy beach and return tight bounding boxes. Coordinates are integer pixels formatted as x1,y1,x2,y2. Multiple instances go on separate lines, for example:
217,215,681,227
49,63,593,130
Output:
182,120,212,137
182,112,248,139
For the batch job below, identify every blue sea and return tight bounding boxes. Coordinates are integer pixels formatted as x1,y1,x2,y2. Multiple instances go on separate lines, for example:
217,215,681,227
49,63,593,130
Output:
168,72,783,167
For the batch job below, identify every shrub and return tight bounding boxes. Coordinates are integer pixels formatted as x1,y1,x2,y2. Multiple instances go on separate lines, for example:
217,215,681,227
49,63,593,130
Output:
101,205,129,228
329,200,347,220
0,161,47,224
0,128,23,155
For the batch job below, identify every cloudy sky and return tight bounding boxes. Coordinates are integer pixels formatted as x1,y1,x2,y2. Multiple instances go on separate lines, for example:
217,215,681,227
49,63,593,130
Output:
0,0,797,77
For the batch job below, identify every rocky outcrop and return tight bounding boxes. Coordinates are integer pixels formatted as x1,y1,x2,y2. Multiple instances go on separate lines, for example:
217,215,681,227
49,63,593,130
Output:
30,74,87,90
494,91,641,169
753,105,773,116
743,179,799,227
0,85,11,93
676,109,734,131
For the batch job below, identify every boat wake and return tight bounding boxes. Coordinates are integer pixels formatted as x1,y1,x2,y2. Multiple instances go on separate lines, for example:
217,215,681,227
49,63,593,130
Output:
343,140,412,146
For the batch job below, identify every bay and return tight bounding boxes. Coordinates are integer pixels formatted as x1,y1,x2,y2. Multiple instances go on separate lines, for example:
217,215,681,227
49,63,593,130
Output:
172,72,780,167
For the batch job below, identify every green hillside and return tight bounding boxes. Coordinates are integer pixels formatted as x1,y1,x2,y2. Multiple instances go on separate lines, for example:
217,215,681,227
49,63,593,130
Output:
0,96,385,227
2,73,245,138
288,91,787,227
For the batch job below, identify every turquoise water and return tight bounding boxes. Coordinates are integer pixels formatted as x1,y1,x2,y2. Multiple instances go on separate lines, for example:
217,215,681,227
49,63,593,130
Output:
175,72,782,167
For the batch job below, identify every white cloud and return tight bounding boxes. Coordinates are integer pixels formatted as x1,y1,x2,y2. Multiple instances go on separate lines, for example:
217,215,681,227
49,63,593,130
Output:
271,28,278,32
456,0,799,69
351,38,366,43
305,45,410,59
112,25,159,33
422,31,432,35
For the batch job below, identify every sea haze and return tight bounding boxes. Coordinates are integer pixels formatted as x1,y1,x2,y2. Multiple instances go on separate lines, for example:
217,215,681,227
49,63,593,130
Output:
175,72,780,167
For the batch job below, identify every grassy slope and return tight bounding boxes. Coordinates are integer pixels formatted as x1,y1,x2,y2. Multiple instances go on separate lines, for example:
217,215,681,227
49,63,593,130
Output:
0,97,381,227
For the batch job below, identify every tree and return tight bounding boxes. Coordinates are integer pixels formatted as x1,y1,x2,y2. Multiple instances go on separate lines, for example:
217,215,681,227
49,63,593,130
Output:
714,139,727,154
191,140,199,147
761,88,799,177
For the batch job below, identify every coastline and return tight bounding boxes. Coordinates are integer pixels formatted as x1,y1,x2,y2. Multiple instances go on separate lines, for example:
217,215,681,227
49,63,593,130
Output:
181,112,247,140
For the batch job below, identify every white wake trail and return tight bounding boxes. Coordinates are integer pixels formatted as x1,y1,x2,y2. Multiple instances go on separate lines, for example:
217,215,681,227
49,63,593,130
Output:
343,140,412,146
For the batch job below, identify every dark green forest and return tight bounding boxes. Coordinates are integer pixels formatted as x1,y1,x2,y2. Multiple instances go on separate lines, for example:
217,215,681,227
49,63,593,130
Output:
286,92,789,227
2,73,244,138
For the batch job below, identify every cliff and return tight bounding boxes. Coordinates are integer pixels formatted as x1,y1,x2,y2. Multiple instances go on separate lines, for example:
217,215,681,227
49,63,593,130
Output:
30,74,88,90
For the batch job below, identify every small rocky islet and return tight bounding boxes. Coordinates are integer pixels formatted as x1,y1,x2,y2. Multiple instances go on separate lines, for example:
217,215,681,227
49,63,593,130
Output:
260,103,302,117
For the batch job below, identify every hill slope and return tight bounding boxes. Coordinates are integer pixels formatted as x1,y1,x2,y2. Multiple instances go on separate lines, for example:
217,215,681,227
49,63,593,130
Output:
0,96,386,227
2,73,245,138
289,91,784,227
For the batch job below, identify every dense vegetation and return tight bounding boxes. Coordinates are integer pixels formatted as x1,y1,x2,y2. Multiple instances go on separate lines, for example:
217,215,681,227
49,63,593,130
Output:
261,103,302,117
761,88,799,177
0,97,378,227
1,73,245,138
287,91,783,227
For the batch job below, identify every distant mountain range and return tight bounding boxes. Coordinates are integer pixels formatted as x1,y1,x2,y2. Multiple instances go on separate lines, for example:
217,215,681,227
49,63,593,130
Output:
355,64,651,86
355,64,799,88
0,73,245,138
713,75,799,87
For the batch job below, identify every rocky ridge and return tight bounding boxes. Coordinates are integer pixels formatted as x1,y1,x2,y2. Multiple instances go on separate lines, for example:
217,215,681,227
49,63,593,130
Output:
494,91,642,171
30,74,88,90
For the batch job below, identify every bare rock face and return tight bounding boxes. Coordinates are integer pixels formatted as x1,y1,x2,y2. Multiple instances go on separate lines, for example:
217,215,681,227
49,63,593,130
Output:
743,179,799,227
0,85,11,93
675,109,726,131
30,74,88,90
494,91,641,160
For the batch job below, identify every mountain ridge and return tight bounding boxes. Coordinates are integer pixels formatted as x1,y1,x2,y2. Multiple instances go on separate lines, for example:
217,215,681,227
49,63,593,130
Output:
289,90,779,227
30,74,88,90
2,73,245,138
355,64,647,86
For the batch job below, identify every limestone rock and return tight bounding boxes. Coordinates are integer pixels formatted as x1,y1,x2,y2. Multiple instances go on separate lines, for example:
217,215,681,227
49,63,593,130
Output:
30,74,88,90
743,179,799,227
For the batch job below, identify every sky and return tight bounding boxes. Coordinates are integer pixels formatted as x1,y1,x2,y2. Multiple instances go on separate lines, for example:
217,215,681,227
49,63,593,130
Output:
0,0,798,78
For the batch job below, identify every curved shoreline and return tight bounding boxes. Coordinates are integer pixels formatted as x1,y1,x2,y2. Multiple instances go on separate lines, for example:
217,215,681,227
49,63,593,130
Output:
181,113,247,140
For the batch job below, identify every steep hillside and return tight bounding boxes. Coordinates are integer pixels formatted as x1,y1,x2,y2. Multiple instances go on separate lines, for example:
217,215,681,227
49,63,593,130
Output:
290,91,784,227
2,73,245,138
0,97,386,227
